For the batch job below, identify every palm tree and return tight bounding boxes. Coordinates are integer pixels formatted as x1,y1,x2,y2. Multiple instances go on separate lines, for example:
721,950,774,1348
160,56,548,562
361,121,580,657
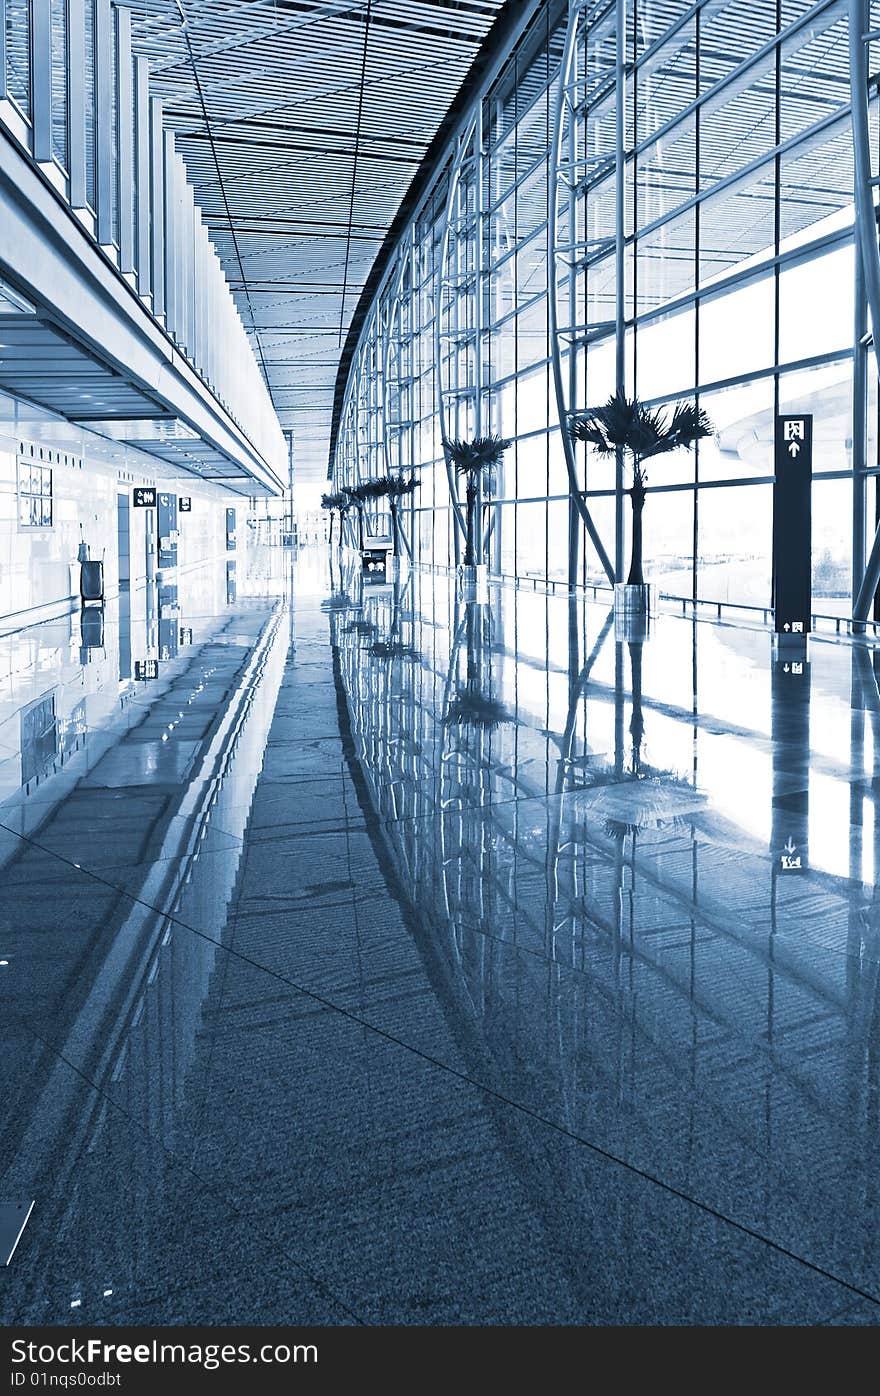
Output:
341,483,369,549
569,393,712,586
320,491,348,549
373,472,418,558
442,435,511,567
359,478,388,540
320,492,334,546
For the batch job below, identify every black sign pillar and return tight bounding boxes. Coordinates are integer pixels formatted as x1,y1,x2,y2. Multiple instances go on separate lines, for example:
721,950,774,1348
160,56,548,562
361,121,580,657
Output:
157,491,178,570
770,639,810,875
773,414,812,636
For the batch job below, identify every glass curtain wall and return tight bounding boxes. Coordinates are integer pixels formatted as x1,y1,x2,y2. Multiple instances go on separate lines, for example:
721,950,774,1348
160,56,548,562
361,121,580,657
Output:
334,0,874,614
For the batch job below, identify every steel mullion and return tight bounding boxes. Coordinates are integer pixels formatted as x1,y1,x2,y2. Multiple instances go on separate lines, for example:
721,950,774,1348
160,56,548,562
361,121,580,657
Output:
95,0,113,244
150,96,165,319
31,0,51,163
134,56,150,299
633,0,841,161
116,4,134,275
163,131,177,339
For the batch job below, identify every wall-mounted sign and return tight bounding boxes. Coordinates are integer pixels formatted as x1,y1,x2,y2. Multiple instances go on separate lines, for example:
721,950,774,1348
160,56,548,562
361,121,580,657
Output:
178,497,192,512
133,487,156,508
773,414,812,636
134,659,159,681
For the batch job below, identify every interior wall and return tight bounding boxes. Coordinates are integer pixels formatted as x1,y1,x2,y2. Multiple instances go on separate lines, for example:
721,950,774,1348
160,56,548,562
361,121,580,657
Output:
0,389,252,626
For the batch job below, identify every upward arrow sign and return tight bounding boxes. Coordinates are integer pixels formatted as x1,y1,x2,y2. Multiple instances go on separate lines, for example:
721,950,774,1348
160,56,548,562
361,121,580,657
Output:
788,441,800,456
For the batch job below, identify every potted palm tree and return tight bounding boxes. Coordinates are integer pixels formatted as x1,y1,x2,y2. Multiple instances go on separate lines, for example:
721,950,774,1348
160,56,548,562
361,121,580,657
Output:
569,393,712,621
375,471,418,562
344,480,393,577
320,491,348,549
341,483,368,550
442,434,510,602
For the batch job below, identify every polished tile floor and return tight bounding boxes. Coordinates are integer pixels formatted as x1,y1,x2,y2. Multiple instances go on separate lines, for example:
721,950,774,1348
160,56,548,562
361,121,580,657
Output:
1,549,880,1325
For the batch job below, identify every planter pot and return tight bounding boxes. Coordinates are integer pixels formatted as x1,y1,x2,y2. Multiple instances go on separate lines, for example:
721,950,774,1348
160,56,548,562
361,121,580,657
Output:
614,583,655,641
458,563,489,604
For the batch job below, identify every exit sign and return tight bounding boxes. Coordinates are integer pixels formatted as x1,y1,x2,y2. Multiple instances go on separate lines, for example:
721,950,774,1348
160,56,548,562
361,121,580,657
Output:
773,415,812,635
179,497,192,512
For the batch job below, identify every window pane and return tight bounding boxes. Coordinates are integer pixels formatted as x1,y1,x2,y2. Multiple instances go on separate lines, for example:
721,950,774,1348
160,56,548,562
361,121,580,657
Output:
636,306,695,400
699,54,776,190
778,359,853,474
631,15,697,148
778,3,849,146
811,477,851,610
778,245,853,364
698,165,776,289
640,488,695,592
698,377,774,479
699,275,774,385
637,206,695,312
51,0,68,168
5,0,31,117
778,118,853,253
84,0,97,208
636,113,697,229
697,482,773,605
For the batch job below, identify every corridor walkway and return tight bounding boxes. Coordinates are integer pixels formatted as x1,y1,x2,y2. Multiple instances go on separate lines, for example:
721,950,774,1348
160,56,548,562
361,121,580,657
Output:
1,551,879,1324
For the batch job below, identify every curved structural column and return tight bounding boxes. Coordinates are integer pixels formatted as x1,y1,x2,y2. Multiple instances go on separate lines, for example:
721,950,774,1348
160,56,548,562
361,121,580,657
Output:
435,116,481,555
548,0,616,586
382,243,415,558
851,0,880,622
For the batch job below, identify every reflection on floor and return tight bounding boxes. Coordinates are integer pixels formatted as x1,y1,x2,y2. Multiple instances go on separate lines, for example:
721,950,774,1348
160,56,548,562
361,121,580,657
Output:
1,549,879,1325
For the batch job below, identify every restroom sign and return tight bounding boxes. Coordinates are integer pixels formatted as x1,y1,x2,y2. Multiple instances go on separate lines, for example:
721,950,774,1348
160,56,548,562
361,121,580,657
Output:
773,414,812,636
779,836,804,873
133,486,156,508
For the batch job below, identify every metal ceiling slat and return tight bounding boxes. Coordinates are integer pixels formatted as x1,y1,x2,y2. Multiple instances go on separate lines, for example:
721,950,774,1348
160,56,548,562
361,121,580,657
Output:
129,0,506,481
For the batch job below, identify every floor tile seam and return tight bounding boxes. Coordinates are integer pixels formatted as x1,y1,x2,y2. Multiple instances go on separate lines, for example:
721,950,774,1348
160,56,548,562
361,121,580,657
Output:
323,620,880,1312
18,1018,369,1327
5,628,879,1314
105,814,878,1315
0,803,865,1126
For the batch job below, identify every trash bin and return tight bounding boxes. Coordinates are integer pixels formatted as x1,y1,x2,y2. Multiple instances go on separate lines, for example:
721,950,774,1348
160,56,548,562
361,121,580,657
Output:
80,607,105,649
80,559,104,604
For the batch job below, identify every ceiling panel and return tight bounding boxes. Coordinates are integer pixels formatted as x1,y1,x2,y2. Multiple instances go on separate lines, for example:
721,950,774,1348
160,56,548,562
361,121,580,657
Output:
131,0,508,484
